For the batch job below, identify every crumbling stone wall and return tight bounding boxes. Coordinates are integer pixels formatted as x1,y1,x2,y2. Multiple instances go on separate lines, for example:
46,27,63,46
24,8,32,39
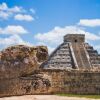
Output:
0,69,100,97
0,73,52,97
0,45,51,97
42,69,100,94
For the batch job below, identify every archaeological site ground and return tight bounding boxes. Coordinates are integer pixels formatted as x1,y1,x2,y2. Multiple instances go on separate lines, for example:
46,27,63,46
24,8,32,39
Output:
0,34,100,97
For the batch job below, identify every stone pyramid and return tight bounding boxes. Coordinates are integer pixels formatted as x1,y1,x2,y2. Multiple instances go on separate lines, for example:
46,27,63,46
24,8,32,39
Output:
42,34,100,70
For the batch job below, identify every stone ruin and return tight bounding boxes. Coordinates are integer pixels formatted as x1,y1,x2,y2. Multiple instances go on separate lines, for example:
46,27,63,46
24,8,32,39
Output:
42,34,100,70
0,45,52,97
0,34,100,97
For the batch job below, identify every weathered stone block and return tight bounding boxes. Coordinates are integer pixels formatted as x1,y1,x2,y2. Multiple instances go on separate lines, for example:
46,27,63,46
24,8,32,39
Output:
0,45,48,79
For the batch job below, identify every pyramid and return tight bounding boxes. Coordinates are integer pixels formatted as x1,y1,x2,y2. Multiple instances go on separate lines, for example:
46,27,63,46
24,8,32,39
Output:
42,34,100,70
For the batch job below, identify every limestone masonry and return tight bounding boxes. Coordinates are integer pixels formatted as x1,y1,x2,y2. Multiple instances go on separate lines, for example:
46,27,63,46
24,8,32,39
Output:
42,34,100,70
0,34,100,97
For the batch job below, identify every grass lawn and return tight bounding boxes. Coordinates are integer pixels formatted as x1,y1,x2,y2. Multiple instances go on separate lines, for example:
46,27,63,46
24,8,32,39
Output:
57,94,100,99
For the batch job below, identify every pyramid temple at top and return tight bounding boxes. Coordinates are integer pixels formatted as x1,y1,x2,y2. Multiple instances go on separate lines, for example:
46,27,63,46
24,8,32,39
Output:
42,34,100,70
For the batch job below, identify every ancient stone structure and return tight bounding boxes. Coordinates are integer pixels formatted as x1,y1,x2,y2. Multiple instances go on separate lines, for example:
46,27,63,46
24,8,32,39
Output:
42,69,100,94
42,34,100,70
0,45,48,79
0,45,51,97
0,34,100,97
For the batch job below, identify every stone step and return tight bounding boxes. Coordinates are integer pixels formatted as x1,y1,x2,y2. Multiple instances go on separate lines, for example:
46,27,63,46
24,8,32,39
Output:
71,43,91,69
43,43,74,69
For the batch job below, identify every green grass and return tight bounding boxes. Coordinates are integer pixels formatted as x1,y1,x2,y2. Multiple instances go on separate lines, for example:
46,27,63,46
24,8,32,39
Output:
57,94,100,99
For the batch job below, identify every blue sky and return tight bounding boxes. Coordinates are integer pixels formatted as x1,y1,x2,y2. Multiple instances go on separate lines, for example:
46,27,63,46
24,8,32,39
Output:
0,0,100,53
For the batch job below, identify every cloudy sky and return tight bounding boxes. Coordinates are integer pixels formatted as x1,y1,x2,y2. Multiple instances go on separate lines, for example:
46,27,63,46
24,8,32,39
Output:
0,0,100,53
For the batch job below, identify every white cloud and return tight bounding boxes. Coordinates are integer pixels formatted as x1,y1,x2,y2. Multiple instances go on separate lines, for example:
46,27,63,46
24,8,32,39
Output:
0,25,32,50
14,14,34,21
0,11,10,19
93,45,100,54
0,2,8,10
34,26,100,53
30,8,35,14
48,46,55,54
78,19,100,27
0,35,25,49
0,2,23,13
34,26,100,44
94,45,100,49
0,35,33,50
0,2,36,20
0,35,24,45
0,2,25,20
8,6,24,13
0,25,28,35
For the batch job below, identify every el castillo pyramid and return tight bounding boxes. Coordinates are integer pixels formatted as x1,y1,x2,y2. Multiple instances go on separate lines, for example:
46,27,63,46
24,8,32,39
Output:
42,34,100,70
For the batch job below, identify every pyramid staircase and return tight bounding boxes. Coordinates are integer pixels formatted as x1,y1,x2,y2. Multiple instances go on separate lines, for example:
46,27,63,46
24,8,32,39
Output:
42,42,75,69
42,34,100,70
